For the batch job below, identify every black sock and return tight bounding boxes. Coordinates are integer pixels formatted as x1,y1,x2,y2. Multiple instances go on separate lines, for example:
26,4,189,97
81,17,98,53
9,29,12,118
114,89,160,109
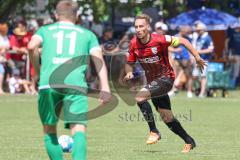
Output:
137,101,159,133
166,118,192,143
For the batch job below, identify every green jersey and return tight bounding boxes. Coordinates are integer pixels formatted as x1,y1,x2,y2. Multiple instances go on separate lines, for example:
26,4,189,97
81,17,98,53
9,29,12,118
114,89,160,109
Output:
34,21,100,90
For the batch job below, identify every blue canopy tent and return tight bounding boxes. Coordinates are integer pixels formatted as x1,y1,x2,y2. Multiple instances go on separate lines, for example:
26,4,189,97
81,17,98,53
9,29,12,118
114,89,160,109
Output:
168,7,239,30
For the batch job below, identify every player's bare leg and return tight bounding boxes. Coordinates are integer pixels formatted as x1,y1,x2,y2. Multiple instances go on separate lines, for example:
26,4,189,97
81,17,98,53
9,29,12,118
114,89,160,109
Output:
70,124,87,160
135,87,151,102
43,125,63,160
70,124,86,135
135,88,160,145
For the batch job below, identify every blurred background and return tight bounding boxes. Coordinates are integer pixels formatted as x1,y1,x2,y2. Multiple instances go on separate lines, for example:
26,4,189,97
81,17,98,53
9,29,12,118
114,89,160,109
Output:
0,1,240,160
0,0,239,97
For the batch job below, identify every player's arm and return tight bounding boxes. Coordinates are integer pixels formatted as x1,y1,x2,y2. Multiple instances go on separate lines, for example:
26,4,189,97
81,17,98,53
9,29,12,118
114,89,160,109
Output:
123,43,136,82
170,36,206,71
90,50,110,92
27,35,42,80
90,49,111,104
168,46,182,53
123,63,134,82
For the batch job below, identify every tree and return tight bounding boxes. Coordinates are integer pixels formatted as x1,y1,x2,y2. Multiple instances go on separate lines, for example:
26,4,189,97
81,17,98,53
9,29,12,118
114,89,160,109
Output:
0,0,238,24
0,0,35,23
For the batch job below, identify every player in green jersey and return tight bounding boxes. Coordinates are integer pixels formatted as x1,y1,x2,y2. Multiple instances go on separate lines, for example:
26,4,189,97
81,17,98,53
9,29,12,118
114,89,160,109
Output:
28,1,111,160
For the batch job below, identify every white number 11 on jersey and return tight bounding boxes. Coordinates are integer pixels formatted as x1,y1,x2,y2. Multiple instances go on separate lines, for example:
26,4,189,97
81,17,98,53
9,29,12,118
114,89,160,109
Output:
53,31,77,55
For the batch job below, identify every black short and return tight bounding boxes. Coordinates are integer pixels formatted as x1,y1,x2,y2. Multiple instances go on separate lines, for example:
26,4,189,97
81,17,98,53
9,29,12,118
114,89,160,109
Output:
144,76,174,98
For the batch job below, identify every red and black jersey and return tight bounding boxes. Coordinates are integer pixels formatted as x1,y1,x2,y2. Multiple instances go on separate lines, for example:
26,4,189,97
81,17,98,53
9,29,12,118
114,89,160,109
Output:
127,33,175,83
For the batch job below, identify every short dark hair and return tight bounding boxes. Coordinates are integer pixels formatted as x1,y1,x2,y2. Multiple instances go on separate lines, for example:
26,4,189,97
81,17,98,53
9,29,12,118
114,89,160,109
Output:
56,0,78,22
135,14,151,24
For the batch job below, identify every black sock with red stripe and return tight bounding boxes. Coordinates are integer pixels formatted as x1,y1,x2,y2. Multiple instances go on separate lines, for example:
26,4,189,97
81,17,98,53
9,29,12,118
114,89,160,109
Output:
137,101,159,133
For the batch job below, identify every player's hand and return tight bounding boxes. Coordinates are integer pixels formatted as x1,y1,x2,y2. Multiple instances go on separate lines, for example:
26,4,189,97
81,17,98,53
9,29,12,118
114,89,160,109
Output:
99,90,112,105
195,56,207,73
123,72,134,82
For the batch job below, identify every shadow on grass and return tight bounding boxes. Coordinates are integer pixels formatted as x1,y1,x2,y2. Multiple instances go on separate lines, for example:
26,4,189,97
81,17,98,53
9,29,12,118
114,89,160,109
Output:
132,149,165,154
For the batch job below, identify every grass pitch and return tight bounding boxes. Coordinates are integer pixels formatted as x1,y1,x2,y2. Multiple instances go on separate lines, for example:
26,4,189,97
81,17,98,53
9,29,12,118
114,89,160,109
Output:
0,91,239,160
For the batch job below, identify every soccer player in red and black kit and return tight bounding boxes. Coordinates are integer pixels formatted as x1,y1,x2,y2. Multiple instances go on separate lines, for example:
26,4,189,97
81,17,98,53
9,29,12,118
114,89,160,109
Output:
124,14,206,153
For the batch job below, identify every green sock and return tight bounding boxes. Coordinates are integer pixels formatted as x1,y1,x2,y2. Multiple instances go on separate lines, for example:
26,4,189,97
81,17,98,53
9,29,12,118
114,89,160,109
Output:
72,132,87,160
44,134,63,160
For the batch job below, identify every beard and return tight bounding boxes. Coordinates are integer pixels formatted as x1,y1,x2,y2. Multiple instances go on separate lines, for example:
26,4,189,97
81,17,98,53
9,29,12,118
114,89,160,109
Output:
136,33,145,39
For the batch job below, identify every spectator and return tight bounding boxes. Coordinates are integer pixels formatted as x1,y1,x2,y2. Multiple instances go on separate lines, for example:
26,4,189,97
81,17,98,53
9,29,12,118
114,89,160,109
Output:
28,18,39,34
100,27,115,70
225,26,240,87
91,20,103,38
153,21,168,35
168,26,194,97
100,27,114,44
8,69,35,94
86,28,114,91
8,23,32,78
191,22,214,97
119,26,135,45
0,23,10,94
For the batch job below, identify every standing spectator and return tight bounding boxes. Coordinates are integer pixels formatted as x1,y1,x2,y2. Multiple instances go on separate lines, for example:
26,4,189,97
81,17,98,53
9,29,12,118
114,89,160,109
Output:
0,23,10,94
100,27,115,71
225,26,240,87
168,26,194,97
153,21,168,35
191,22,214,97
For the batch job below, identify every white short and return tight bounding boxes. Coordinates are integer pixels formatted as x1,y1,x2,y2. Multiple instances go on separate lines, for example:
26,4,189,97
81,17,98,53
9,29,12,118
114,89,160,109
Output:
192,61,208,77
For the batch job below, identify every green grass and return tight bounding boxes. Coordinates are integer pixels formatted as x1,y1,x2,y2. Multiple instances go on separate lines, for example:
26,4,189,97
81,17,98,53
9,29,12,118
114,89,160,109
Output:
0,91,240,160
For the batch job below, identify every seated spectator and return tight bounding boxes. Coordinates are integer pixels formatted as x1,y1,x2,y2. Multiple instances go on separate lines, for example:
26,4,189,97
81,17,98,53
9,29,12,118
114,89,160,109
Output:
8,20,32,78
100,27,114,44
191,22,214,97
9,69,36,94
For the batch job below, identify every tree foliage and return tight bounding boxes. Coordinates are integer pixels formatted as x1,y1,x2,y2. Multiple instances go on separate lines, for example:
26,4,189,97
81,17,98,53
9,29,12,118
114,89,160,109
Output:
0,0,238,23
0,0,34,23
